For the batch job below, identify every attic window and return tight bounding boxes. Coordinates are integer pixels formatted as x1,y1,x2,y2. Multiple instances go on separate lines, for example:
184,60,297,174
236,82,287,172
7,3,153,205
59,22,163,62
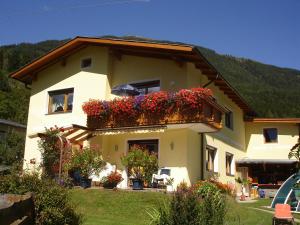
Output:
81,58,92,69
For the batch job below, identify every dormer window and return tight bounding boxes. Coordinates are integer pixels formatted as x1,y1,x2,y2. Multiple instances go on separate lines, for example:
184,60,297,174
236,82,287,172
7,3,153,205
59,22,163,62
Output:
48,88,74,114
81,58,92,69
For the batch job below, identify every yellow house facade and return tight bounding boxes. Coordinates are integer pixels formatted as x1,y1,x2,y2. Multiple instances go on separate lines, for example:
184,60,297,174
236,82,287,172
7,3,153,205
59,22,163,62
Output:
10,36,300,190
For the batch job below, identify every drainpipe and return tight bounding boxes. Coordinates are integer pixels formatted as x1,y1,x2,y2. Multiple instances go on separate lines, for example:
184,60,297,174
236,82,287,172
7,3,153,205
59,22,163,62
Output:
200,133,205,180
25,83,31,90
203,74,219,88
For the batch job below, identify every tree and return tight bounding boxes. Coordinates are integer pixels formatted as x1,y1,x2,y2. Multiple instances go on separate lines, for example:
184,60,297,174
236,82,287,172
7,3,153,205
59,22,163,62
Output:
288,138,300,171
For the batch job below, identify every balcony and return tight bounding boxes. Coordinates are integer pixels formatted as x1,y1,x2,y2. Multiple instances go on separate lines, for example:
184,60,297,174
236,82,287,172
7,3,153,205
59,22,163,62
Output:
83,88,226,134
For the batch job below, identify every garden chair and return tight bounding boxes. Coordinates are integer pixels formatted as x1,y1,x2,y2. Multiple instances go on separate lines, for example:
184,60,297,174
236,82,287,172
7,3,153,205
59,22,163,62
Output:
272,204,294,225
152,168,171,187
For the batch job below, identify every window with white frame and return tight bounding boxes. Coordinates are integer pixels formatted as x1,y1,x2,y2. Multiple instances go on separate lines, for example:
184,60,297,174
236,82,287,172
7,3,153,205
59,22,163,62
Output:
226,153,234,175
206,146,217,172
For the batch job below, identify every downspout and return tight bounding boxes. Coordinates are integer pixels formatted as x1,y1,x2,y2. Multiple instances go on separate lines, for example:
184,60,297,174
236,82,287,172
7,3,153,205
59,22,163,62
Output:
203,74,219,88
25,83,31,90
200,133,205,180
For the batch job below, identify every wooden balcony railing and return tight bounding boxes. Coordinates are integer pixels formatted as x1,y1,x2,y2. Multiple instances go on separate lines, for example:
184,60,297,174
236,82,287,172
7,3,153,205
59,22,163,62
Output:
86,96,225,131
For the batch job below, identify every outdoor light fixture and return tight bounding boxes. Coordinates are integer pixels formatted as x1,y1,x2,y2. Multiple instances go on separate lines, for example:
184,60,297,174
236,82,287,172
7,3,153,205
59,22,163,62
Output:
114,145,119,151
170,141,174,150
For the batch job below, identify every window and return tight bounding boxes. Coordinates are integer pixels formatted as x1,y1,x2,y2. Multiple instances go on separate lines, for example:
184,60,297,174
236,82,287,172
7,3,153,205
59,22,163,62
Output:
206,146,217,172
226,153,234,175
48,88,74,114
263,128,278,143
225,110,233,130
128,139,159,157
81,58,92,69
130,80,160,95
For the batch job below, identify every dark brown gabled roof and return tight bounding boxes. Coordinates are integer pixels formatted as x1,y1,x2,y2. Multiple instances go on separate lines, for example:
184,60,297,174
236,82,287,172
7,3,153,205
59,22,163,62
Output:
9,36,254,114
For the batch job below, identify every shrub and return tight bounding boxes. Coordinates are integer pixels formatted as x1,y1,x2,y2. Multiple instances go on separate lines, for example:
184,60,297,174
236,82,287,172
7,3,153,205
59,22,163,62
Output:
149,181,227,225
149,188,200,225
195,181,227,225
38,127,64,178
0,171,82,225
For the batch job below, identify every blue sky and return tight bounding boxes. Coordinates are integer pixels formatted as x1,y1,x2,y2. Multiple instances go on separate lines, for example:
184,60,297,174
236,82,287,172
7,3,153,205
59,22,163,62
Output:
0,0,299,70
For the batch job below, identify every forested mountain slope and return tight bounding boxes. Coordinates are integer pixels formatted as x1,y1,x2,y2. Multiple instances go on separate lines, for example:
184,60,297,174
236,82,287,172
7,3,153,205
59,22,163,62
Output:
0,38,299,125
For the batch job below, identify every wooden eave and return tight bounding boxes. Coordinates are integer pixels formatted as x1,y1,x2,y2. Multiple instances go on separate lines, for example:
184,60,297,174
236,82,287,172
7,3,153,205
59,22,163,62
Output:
10,36,253,114
246,118,300,124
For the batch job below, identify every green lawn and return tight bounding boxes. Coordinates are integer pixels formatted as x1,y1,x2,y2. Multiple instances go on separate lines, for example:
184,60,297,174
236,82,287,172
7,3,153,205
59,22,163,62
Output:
70,189,290,225
70,189,168,225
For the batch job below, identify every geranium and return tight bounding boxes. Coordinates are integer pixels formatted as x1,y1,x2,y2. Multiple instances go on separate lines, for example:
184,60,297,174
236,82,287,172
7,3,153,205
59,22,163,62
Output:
82,87,214,127
141,91,170,121
82,99,110,117
110,97,139,126
102,171,123,188
175,87,213,117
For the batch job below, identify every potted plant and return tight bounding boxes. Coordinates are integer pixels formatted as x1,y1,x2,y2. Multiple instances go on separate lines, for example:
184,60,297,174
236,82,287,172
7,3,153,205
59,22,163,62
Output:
66,147,105,188
102,171,123,189
121,145,158,190
236,177,249,201
166,178,174,192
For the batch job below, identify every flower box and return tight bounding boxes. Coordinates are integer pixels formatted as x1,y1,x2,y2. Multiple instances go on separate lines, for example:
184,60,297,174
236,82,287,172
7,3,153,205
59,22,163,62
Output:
82,87,224,130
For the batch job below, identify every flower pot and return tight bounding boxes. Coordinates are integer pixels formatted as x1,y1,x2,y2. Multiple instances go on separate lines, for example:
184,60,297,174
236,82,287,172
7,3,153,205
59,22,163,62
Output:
132,178,143,190
80,178,92,189
240,194,246,201
103,182,118,189
166,185,173,192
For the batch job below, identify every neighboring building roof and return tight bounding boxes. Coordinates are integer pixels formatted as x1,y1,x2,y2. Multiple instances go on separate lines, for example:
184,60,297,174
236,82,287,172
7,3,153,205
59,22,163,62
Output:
236,158,297,164
246,118,300,124
9,36,254,114
0,119,27,129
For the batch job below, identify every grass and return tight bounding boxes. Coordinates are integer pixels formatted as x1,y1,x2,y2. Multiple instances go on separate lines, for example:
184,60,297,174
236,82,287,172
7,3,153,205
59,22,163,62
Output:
70,189,290,225
70,189,168,225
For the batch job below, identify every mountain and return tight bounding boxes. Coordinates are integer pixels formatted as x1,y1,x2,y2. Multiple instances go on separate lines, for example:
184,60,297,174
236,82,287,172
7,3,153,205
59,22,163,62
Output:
0,38,299,124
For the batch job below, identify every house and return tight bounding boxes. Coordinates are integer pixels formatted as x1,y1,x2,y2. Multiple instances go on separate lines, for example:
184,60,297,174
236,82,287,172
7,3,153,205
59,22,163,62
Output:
0,119,26,169
0,119,26,143
10,36,300,190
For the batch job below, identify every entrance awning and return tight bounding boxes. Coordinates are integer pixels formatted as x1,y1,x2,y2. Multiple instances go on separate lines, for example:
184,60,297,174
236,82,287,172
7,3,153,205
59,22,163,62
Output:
236,158,297,164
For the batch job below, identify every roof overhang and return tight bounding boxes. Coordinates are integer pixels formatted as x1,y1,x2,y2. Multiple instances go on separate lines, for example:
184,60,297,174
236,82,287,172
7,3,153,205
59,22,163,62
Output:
246,118,300,124
9,36,254,114
236,158,297,164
